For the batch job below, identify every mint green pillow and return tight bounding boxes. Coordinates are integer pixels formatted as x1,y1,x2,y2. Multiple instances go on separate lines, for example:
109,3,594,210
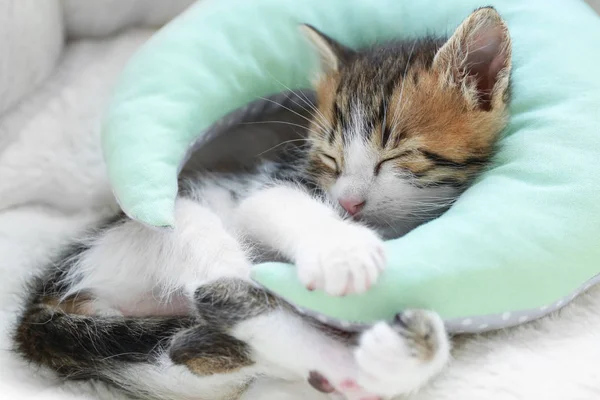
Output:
102,0,600,333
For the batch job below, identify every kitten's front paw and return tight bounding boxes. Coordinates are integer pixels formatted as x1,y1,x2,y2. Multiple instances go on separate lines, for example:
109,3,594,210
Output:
354,310,449,397
296,223,386,296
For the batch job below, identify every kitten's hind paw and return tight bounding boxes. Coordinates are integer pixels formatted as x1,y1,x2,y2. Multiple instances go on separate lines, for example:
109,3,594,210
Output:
170,324,253,376
307,371,382,400
354,310,449,397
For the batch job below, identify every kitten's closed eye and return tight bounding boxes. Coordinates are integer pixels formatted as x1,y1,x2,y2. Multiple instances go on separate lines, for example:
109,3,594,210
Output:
374,151,413,175
319,154,340,174
374,158,395,175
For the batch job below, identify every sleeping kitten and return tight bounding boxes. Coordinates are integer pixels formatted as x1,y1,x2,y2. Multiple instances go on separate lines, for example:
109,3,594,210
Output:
14,7,511,400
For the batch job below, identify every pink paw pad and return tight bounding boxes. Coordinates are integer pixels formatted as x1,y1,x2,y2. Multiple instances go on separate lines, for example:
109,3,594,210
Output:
340,379,361,390
307,371,335,393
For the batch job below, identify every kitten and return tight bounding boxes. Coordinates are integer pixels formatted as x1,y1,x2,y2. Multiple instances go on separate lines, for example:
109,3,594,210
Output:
13,7,511,400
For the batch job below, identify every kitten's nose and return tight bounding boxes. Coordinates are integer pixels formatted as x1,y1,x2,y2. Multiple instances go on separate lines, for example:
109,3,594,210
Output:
339,197,366,216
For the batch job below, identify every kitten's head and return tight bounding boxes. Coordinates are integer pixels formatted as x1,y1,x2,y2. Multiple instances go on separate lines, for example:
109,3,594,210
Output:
302,7,512,238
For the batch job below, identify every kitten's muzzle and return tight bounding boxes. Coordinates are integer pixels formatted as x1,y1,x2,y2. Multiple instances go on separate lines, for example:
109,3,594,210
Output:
339,197,366,216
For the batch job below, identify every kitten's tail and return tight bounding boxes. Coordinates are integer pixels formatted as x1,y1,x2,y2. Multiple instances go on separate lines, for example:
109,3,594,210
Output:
12,276,270,385
13,284,193,380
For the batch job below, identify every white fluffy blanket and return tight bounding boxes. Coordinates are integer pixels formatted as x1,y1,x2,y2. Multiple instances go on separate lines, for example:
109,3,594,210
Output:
1,4,600,400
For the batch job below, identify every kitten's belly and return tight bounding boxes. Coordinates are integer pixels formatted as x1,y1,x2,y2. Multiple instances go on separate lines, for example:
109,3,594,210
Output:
118,292,191,317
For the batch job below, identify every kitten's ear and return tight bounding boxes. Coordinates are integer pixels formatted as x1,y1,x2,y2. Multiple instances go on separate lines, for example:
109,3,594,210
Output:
300,24,353,73
433,7,512,111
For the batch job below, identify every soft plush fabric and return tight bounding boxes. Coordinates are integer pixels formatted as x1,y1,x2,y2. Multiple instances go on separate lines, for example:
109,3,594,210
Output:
0,0,196,214
102,0,600,332
63,0,195,38
1,1,600,399
0,0,63,116
0,31,151,215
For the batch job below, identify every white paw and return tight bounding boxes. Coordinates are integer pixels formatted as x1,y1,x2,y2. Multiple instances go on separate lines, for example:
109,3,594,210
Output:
354,311,449,397
296,222,386,296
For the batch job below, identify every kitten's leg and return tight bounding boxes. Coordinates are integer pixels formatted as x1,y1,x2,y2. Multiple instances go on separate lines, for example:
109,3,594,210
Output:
184,278,449,399
178,278,363,390
169,323,255,375
255,311,449,400
64,197,251,311
236,184,386,295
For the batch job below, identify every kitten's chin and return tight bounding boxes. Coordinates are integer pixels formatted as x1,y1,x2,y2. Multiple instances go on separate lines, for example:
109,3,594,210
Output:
375,224,415,241
359,217,425,241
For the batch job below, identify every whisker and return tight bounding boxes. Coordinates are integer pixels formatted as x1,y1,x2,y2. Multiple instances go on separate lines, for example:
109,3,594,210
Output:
370,214,400,236
282,91,331,132
239,120,321,138
296,92,329,130
263,70,332,132
258,96,330,133
255,138,314,157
